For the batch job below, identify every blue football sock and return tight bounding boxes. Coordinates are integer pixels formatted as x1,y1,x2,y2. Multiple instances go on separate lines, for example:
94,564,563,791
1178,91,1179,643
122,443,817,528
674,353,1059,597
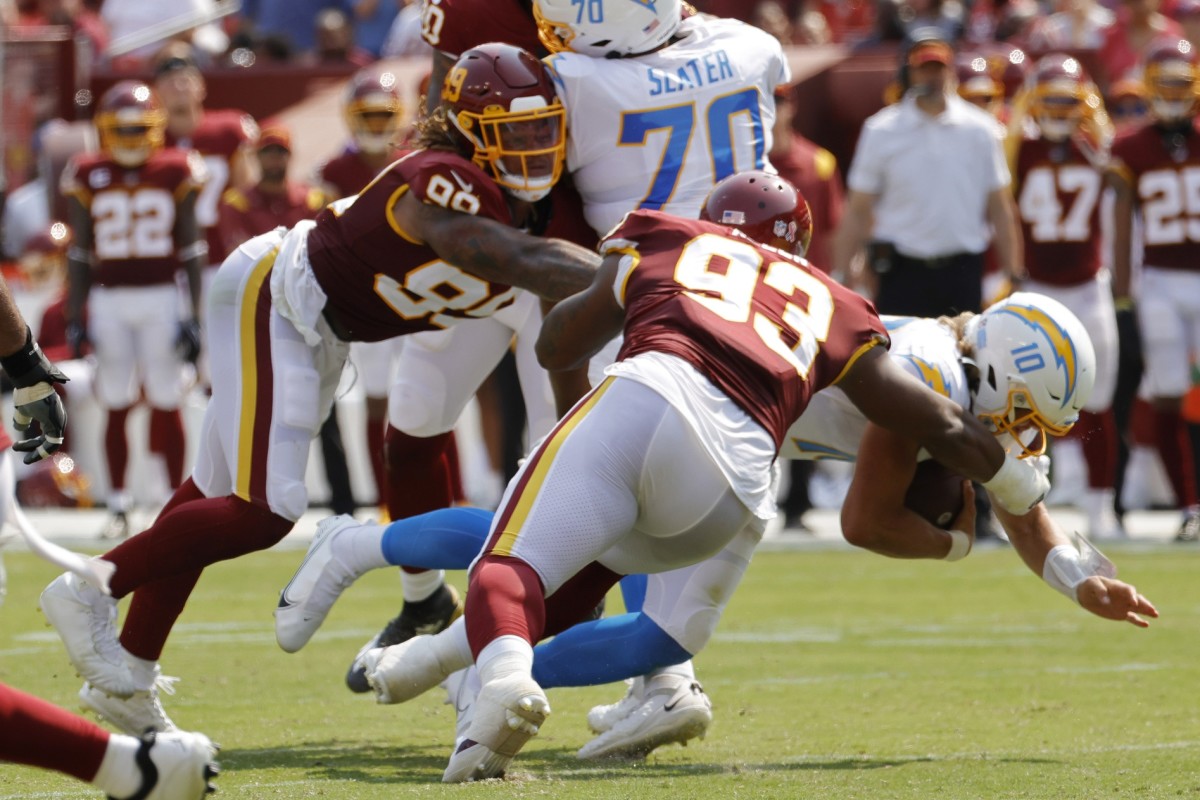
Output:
619,573,647,612
379,507,493,570
532,612,691,688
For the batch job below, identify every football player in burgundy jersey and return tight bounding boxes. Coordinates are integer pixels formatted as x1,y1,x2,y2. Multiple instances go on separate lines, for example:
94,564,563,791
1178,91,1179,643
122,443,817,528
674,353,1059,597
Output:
153,43,258,394
60,80,207,542
340,0,610,696
1009,54,1126,540
0,264,220,800
363,170,1054,781
1108,38,1200,542
37,42,600,738
273,174,1151,775
316,66,413,523
214,127,329,263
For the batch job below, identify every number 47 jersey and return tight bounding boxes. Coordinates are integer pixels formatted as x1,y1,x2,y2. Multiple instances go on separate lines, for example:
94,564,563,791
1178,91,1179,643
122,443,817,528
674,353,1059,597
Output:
546,13,789,236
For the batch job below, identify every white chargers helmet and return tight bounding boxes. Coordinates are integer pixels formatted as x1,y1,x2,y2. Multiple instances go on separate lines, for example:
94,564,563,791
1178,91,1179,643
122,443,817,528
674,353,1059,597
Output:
534,0,683,58
963,292,1096,458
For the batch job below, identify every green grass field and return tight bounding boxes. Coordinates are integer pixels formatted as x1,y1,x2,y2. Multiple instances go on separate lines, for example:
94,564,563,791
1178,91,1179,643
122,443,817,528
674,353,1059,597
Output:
1,542,1198,799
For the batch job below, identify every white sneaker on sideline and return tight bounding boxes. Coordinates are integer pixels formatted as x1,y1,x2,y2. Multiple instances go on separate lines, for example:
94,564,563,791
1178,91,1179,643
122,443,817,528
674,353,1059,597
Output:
577,677,712,761
82,673,179,735
40,572,135,697
586,677,644,734
110,729,218,800
275,515,362,652
362,635,453,704
442,674,550,783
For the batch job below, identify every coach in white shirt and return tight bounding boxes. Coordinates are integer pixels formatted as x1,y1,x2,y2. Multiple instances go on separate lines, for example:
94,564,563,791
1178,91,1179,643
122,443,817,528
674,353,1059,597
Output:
832,28,1024,317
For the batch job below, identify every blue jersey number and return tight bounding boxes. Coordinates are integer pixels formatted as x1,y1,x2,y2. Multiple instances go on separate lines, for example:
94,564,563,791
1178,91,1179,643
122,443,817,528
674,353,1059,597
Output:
572,0,604,23
618,88,766,210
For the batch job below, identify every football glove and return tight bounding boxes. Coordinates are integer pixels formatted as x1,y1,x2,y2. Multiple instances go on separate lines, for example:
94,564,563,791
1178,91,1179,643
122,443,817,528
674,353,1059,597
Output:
0,327,68,464
176,319,202,364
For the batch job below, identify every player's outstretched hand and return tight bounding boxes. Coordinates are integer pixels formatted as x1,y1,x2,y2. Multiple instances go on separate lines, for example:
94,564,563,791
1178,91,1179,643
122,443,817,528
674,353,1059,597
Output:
1076,576,1159,628
12,384,67,464
1,329,69,464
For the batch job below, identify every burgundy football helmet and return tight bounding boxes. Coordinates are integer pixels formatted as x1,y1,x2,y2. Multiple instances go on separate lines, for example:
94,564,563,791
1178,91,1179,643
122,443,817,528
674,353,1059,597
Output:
956,53,1004,115
442,42,566,201
700,170,814,258
1027,53,1096,141
1143,38,1199,123
344,67,404,154
94,80,167,167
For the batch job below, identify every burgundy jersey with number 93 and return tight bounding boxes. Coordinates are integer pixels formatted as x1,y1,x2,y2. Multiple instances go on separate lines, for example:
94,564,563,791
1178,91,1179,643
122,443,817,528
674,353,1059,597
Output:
606,210,889,448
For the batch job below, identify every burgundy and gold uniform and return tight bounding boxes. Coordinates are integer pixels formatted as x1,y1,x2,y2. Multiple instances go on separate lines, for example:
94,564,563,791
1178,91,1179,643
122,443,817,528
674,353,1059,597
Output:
421,0,541,57
215,182,327,262
306,149,519,342
1013,136,1104,285
166,109,258,264
317,147,407,200
1111,121,1200,273
59,148,206,286
610,210,888,448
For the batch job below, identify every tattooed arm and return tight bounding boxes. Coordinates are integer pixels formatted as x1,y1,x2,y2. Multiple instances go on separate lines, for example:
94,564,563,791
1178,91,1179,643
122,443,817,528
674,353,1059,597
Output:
537,255,624,371
395,189,600,301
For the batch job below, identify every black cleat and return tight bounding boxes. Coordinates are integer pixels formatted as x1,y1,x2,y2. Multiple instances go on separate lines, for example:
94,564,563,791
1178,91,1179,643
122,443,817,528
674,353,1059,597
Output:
345,583,462,693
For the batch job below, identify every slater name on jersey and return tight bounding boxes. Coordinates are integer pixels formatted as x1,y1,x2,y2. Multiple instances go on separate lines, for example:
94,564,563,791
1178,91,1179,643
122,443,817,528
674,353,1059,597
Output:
647,49,735,96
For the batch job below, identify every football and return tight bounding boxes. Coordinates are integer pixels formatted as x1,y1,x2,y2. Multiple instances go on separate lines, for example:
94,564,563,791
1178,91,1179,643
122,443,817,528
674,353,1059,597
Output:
904,460,967,529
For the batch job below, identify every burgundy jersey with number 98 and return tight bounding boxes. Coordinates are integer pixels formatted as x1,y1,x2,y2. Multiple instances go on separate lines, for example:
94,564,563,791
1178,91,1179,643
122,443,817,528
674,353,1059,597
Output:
305,149,519,342
605,210,888,448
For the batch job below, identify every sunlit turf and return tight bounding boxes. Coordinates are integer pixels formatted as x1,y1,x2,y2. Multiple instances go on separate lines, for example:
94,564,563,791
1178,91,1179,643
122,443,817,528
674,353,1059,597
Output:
1,542,1198,798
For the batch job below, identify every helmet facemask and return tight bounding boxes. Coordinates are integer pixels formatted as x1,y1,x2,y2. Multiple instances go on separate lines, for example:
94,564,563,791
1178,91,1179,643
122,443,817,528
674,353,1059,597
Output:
451,97,566,201
1147,58,1198,123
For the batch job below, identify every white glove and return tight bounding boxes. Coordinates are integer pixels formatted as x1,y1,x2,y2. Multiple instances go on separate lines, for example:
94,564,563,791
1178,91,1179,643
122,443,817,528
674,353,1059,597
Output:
982,453,1049,515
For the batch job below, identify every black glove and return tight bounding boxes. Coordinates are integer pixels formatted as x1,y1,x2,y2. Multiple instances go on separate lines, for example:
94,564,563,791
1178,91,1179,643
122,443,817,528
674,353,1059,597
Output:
66,322,88,360
0,327,68,464
175,319,202,364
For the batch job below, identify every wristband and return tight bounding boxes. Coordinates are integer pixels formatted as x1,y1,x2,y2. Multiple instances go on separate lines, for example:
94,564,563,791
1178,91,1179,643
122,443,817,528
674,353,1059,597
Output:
944,529,971,561
1042,544,1091,603
0,328,48,388
1113,296,1135,312
982,453,1048,514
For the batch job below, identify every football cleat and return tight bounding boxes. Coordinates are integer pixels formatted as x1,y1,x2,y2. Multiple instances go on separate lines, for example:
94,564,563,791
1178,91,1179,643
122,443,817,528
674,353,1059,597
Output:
442,674,550,783
577,677,712,761
361,634,457,705
81,672,179,735
442,665,483,744
106,729,219,800
345,582,462,692
100,511,131,540
40,572,135,697
586,677,644,734
275,515,363,653
1176,506,1200,543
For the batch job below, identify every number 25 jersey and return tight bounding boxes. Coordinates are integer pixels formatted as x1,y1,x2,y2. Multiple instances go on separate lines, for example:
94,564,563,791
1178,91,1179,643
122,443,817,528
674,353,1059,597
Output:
605,210,888,449
547,14,789,236
1111,121,1200,273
